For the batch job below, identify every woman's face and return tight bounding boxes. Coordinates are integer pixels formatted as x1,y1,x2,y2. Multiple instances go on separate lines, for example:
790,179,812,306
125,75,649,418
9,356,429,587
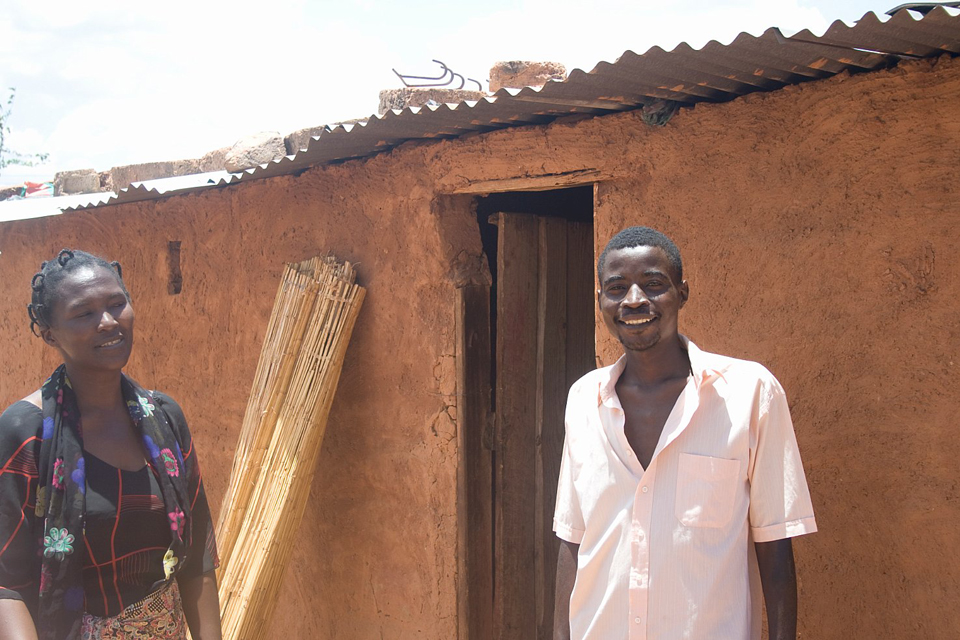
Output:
41,265,135,374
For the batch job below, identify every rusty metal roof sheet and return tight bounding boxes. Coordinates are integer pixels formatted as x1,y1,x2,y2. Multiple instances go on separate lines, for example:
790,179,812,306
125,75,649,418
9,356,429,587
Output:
64,6,960,212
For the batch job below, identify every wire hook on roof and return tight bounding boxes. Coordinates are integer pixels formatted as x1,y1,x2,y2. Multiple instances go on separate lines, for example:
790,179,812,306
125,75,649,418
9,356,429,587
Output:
392,59,484,92
886,2,960,16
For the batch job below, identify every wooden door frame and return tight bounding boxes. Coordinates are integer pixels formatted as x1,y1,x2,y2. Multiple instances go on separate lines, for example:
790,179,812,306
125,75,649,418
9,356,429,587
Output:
456,284,494,640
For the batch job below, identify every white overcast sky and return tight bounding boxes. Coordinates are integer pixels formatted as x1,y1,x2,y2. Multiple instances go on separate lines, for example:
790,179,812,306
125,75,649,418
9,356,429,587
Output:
0,0,908,184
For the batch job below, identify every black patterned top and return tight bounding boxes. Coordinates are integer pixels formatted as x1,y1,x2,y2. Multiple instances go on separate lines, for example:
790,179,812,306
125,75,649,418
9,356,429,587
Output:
0,393,218,619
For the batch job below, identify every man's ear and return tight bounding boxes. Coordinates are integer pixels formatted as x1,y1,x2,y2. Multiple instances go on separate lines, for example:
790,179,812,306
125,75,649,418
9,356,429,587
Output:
678,280,690,308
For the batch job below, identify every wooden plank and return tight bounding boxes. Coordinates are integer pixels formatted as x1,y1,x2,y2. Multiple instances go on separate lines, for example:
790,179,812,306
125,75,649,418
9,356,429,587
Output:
565,221,597,390
450,169,610,195
494,212,540,640
456,284,494,640
535,217,569,640
510,95,639,110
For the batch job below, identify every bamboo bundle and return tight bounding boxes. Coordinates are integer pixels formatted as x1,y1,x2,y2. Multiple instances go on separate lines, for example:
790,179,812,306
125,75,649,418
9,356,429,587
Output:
214,256,365,640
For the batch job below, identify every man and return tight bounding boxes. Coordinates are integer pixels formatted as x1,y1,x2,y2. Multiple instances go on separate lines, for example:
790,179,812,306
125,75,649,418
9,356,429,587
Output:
553,227,817,640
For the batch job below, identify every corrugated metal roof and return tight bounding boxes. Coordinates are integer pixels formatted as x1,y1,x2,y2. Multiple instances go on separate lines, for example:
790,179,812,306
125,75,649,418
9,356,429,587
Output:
77,171,241,210
0,192,115,223
64,6,960,212
3,172,240,220
221,7,960,179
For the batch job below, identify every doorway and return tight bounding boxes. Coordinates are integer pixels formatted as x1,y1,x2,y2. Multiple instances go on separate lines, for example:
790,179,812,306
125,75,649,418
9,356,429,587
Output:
459,186,595,639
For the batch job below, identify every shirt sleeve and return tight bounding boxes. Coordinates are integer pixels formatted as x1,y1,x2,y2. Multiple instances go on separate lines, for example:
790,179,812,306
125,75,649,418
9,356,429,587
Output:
747,375,818,543
553,386,586,544
0,402,43,611
154,394,219,579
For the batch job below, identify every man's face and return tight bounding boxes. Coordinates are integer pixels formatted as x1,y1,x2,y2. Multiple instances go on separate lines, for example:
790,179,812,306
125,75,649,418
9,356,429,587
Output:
598,245,688,352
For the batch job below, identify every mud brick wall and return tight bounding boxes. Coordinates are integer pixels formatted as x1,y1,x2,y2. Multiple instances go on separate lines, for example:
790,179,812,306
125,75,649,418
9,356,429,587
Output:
588,57,959,639
0,160,486,638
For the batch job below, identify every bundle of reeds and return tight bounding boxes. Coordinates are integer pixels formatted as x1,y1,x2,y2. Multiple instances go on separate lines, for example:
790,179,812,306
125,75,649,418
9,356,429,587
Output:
214,255,365,640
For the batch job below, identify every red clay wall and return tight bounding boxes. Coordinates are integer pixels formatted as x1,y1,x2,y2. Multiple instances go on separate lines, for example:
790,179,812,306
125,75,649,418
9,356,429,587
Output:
0,159,486,638
0,53,957,639
421,54,959,639
590,57,960,640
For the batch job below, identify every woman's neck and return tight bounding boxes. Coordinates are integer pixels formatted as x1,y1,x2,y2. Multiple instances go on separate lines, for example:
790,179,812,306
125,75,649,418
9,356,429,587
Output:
63,364,125,413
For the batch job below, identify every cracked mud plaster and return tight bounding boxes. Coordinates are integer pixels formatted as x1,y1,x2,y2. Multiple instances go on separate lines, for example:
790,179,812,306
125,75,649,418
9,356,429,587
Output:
433,354,457,399
430,409,457,442
881,241,937,301
430,356,458,442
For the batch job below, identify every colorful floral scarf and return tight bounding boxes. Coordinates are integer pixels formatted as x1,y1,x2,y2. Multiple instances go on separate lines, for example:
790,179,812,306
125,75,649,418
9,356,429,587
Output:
36,365,194,640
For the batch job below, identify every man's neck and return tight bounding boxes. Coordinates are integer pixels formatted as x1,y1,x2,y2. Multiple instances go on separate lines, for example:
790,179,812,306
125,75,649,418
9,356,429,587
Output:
619,336,690,388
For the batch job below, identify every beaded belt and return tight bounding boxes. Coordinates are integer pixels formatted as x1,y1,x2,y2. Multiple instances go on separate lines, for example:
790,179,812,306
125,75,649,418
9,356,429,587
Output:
80,579,185,639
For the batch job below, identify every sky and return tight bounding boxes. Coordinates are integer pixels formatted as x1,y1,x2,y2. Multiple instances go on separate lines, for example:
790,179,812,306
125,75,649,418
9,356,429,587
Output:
0,0,910,184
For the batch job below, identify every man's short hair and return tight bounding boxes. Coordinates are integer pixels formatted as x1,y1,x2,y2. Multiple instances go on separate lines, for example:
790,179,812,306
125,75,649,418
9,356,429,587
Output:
597,226,683,283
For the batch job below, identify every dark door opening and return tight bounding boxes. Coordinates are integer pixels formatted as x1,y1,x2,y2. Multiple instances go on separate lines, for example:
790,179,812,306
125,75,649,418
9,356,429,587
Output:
467,186,595,640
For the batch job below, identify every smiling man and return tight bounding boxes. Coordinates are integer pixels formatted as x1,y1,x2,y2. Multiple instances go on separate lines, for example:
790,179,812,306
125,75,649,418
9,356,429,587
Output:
552,227,817,640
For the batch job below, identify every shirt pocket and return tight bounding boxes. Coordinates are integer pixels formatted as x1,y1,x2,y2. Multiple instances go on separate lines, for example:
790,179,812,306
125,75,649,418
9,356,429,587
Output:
675,453,741,529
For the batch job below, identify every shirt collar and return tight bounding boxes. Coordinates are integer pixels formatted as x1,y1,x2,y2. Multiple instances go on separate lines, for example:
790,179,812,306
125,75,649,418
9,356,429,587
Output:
597,336,726,406
597,355,627,407
682,336,728,388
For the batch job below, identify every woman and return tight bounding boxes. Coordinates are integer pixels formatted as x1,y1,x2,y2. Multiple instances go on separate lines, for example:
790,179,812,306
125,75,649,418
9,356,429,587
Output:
0,250,221,640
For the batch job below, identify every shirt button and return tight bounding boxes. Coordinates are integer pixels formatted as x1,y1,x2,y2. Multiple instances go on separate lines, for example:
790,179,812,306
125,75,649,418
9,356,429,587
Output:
641,486,649,493
635,617,642,624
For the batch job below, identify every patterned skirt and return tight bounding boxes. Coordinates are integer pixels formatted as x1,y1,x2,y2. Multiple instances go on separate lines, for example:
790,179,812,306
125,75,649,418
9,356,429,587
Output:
80,580,185,639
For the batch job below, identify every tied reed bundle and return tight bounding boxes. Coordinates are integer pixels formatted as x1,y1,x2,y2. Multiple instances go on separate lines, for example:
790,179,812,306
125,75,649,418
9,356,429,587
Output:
214,256,365,640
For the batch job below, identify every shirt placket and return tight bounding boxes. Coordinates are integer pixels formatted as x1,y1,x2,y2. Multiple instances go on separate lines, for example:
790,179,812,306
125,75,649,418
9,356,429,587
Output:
629,464,654,640
623,378,701,640
603,398,652,640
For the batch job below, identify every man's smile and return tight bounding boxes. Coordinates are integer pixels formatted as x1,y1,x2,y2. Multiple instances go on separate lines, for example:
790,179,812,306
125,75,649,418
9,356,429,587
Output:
619,315,656,326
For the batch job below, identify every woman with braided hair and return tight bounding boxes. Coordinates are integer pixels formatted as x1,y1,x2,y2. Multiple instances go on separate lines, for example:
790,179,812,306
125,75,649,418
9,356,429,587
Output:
0,250,221,640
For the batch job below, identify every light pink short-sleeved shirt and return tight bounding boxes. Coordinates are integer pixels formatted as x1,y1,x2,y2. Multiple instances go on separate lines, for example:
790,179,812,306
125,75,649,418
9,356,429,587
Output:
553,338,817,640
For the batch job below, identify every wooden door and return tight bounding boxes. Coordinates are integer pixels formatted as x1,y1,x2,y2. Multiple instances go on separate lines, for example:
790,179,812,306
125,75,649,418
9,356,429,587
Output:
494,212,595,640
